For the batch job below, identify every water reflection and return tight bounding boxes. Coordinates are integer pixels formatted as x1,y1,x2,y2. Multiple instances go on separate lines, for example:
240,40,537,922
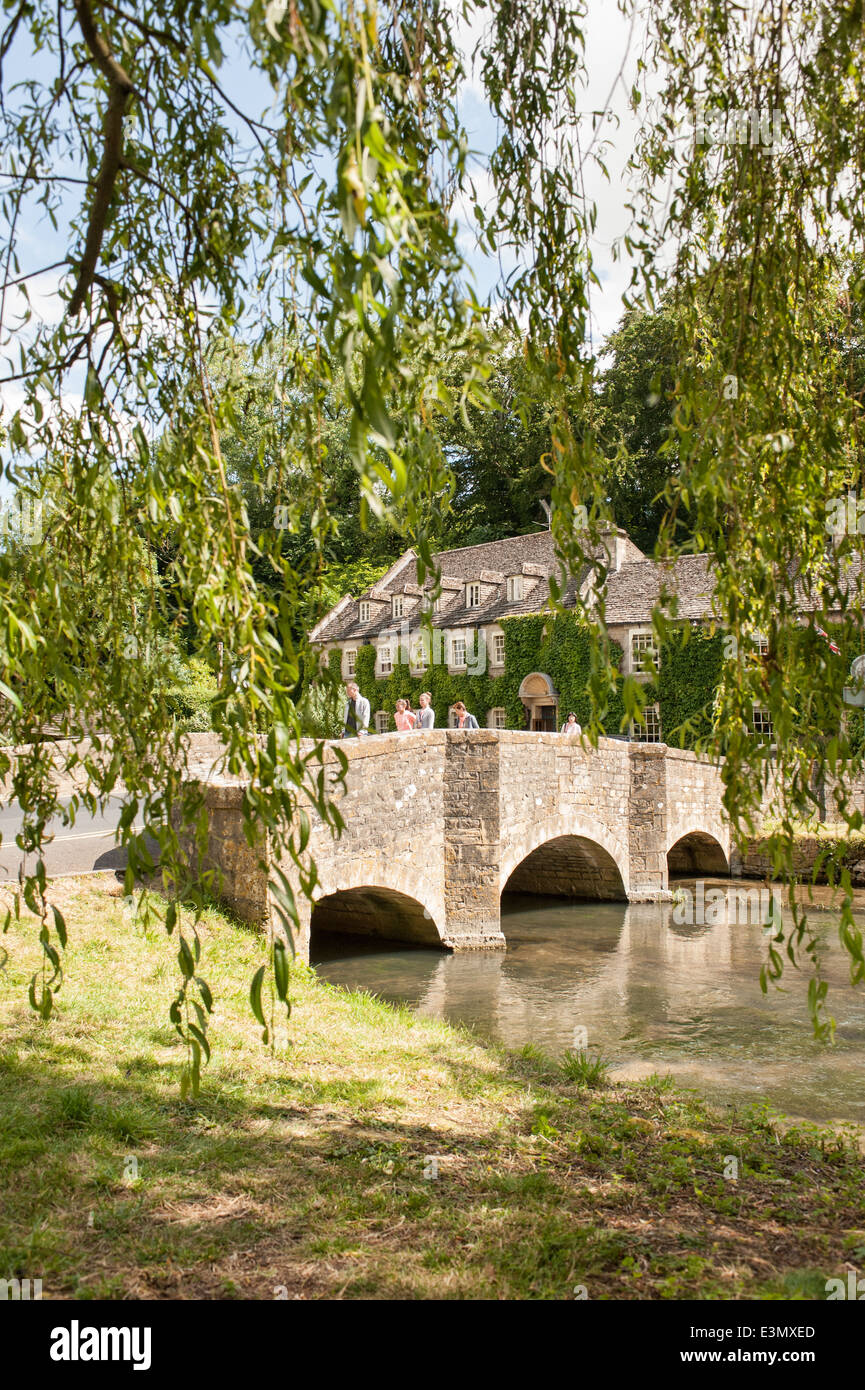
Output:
311,891,865,1125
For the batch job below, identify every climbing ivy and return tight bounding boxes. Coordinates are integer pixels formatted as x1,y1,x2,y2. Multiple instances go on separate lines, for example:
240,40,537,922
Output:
341,614,623,733
657,627,724,749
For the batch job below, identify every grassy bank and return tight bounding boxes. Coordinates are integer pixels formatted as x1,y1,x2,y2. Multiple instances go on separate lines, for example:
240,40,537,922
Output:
0,877,863,1301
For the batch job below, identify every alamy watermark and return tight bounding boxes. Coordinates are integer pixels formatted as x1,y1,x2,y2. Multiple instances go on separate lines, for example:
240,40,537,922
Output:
692,103,784,151
672,880,782,926
0,1276,42,1299
825,1271,865,1300
0,497,42,545
826,491,865,537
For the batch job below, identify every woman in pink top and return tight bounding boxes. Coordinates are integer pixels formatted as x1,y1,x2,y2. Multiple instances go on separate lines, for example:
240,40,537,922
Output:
394,698,416,732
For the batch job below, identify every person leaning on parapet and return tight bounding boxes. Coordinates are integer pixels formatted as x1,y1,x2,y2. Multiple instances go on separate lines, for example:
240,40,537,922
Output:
342,680,370,738
452,700,479,730
561,712,582,735
415,691,435,730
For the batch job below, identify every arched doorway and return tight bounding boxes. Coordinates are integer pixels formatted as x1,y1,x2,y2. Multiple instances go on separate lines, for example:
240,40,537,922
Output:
518,671,559,731
667,831,729,878
310,885,442,948
503,834,627,901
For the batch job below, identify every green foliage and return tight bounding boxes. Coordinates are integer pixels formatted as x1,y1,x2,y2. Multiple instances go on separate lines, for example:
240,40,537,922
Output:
3,0,865,1073
559,1049,610,1088
597,302,689,554
658,628,724,749
164,657,219,733
502,612,625,733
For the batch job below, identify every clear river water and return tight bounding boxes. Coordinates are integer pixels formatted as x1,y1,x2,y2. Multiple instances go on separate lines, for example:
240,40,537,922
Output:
311,888,865,1127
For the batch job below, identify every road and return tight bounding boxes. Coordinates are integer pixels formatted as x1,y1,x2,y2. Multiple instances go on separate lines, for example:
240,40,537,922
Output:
0,795,153,881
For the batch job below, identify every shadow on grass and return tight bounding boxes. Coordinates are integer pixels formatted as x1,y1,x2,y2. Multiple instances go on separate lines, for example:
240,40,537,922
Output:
0,990,863,1301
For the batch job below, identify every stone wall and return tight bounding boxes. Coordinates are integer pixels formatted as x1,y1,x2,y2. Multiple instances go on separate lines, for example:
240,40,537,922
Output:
180,781,272,927
0,731,231,800
442,732,504,946
627,743,669,898
664,748,730,864
496,732,633,895
736,832,865,886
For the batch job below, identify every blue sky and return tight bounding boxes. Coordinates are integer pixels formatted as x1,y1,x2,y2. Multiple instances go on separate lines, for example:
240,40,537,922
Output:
0,2,645,458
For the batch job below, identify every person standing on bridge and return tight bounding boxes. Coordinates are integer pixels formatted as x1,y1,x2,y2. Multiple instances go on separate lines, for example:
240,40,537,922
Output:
561,712,582,735
394,698,416,732
452,700,478,729
342,681,370,738
415,691,435,730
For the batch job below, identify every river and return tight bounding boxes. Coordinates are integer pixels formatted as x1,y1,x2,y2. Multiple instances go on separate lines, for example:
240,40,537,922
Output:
311,885,865,1126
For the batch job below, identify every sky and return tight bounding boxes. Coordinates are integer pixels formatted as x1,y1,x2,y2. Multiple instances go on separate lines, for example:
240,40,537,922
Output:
0,1,648,465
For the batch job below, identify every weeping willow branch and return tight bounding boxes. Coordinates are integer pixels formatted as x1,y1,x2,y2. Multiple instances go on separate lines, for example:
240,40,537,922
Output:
68,0,139,317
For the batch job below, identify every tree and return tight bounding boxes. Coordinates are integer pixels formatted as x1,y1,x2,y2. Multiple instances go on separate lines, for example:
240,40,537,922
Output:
2,1,865,1080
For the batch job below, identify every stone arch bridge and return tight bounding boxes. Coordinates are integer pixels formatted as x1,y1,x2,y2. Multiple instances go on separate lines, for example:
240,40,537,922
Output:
193,730,734,962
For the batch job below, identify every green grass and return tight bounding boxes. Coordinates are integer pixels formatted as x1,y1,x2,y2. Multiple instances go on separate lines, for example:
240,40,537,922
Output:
0,876,863,1301
559,1048,610,1088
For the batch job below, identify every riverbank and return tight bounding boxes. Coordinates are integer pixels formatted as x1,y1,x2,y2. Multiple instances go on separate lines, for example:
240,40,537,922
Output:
1,876,863,1300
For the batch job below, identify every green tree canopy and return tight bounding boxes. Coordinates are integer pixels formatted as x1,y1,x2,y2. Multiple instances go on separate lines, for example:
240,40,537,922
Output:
2,0,865,1076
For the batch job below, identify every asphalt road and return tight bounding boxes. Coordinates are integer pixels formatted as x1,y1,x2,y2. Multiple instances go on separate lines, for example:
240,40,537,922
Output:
0,795,153,881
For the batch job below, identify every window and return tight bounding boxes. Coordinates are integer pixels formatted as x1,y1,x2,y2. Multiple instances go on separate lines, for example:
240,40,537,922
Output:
632,703,662,743
375,711,390,734
488,707,506,729
434,592,445,612
491,633,505,666
631,630,659,672
378,644,392,674
752,707,774,738
466,582,481,608
450,636,467,668
507,575,522,602
392,595,404,619
410,635,428,671
359,600,371,623
345,649,357,676
754,632,770,656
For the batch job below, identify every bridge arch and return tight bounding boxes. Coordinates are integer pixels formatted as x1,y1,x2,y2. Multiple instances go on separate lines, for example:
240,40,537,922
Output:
667,824,730,877
500,814,629,901
308,860,444,947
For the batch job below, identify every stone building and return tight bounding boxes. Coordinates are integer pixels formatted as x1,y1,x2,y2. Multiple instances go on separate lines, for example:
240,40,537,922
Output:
308,526,857,741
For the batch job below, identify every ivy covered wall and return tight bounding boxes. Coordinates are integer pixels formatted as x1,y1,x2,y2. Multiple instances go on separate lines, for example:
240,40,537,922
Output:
656,627,724,748
326,613,861,751
348,613,625,734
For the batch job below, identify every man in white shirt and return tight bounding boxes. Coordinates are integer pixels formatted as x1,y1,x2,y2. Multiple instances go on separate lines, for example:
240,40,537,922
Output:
342,681,370,737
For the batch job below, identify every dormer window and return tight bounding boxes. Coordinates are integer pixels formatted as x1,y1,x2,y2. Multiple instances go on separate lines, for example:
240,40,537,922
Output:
466,582,481,608
507,575,523,602
392,595,404,620
359,600,371,623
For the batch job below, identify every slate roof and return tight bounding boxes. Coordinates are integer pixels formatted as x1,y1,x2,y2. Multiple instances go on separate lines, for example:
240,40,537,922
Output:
791,552,864,614
310,530,865,647
604,555,715,625
311,530,590,643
